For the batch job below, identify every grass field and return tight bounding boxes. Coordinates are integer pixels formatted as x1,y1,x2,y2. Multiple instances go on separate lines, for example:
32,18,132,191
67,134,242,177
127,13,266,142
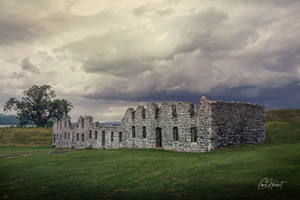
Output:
0,110,299,200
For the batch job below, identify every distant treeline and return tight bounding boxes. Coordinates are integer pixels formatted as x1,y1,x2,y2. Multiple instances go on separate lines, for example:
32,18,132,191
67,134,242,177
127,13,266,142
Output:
0,114,19,125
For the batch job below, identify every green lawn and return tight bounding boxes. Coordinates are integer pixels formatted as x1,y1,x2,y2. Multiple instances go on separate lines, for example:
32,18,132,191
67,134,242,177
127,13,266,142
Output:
0,111,299,200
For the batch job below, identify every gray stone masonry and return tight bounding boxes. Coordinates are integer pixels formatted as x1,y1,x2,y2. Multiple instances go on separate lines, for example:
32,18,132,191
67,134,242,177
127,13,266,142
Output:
53,96,265,152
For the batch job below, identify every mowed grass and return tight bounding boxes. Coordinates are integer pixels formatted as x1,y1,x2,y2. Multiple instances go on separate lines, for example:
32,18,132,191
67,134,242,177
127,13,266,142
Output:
0,110,300,200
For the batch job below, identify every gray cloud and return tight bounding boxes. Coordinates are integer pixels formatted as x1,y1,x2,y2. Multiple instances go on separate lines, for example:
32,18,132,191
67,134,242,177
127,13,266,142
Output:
0,0,122,46
9,71,25,79
156,8,174,16
21,57,40,74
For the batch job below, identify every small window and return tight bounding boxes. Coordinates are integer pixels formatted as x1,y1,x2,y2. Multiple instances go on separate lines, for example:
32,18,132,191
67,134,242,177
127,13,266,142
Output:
54,134,56,142
77,133,79,141
111,132,114,142
142,126,146,138
102,131,105,146
82,133,84,142
95,131,98,139
65,121,66,127
89,130,92,139
155,109,159,119
142,109,146,119
119,132,122,142
68,132,70,139
173,127,179,141
172,106,177,118
132,111,135,120
191,127,197,143
60,134,62,140
132,126,136,138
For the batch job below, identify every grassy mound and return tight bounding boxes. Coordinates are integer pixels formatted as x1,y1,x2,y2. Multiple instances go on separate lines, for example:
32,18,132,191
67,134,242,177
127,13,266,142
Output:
266,109,300,123
0,127,52,146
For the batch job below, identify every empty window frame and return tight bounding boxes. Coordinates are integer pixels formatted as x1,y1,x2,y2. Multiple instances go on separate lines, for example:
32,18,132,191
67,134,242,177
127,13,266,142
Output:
191,127,197,143
119,132,122,142
132,126,136,138
95,131,98,139
77,133,79,141
142,126,146,138
142,109,146,119
173,127,179,141
111,132,114,142
155,109,159,119
102,131,105,146
89,130,92,139
82,133,84,142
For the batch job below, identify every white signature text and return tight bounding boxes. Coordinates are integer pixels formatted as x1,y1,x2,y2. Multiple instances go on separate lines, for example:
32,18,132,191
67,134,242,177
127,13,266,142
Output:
258,178,287,190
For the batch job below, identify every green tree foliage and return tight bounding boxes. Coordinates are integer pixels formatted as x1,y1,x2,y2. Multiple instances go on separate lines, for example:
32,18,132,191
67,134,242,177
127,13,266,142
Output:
3,85,73,127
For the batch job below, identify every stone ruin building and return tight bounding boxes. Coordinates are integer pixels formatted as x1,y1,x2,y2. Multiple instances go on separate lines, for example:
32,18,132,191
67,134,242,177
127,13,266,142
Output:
53,96,265,152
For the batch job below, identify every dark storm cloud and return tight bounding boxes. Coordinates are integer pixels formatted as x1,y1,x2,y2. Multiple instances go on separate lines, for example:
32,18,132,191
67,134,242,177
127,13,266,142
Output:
82,81,300,110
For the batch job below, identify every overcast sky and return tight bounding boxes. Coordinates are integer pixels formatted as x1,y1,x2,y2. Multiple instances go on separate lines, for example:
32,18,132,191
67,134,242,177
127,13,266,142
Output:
1,0,300,122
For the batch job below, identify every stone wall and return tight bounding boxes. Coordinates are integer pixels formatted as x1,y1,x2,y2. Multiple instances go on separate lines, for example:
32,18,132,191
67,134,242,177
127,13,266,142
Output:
210,100,265,150
53,96,265,152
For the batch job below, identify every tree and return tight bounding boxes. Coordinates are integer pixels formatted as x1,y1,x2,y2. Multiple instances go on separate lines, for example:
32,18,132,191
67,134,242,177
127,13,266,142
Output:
3,85,73,127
